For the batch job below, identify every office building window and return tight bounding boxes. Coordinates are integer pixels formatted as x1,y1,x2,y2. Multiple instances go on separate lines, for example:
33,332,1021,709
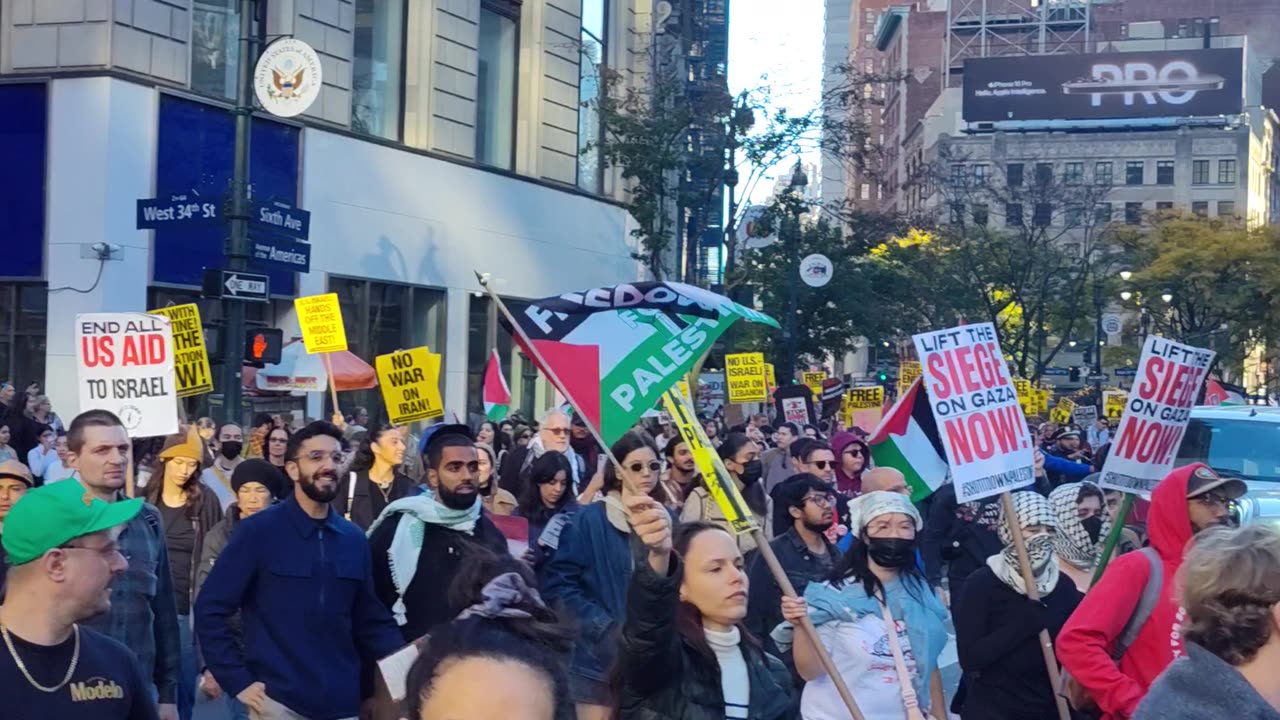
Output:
972,164,989,184
1095,161,1112,186
1192,159,1209,184
476,2,518,168
1192,201,1209,217
1006,203,1023,226
1094,203,1112,225
1064,204,1085,227
577,0,607,192
1035,163,1053,186
1064,162,1084,185
950,202,965,224
0,284,47,388
1126,161,1144,185
1219,159,1236,185
1125,202,1143,224
351,0,406,140
191,0,242,99
1006,162,1024,187
1033,203,1052,228
951,164,966,186
1218,200,1235,217
1156,161,1174,185
972,204,989,227
1156,201,1174,213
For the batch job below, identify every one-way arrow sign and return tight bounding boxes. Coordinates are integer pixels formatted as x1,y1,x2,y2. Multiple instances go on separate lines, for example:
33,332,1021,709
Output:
203,269,270,303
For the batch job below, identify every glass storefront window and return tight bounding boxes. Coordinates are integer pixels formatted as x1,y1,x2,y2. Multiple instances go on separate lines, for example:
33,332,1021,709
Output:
476,5,518,169
577,0,607,192
191,0,242,100
0,284,47,388
352,0,406,140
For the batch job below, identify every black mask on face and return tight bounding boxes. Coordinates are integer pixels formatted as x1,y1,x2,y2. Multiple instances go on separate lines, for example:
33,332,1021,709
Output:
866,536,916,569
220,441,243,460
1081,515,1104,544
738,459,763,485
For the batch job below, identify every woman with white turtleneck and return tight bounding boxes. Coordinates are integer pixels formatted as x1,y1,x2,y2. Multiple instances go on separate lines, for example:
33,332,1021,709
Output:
614,497,796,720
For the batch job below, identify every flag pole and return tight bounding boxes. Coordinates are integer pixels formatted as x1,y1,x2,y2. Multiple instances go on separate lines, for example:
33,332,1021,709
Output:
1091,492,1135,585
474,272,627,483
1000,491,1072,720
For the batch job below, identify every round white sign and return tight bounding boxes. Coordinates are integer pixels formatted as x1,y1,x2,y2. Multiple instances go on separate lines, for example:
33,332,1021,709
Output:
1101,313,1123,336
799,254,833,288
254,38,323,118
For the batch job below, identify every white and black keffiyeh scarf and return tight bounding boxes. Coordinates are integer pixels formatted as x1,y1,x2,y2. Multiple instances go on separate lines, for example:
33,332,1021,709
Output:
987,490,1059,596
1048,481,1111,571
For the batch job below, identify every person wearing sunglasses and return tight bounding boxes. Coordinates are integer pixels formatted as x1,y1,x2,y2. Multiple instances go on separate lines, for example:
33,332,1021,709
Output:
681,433,769,561
542,431,670,720
499,410,584,501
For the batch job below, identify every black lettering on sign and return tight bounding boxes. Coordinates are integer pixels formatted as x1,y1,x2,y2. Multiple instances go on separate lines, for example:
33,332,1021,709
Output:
111,376,170,398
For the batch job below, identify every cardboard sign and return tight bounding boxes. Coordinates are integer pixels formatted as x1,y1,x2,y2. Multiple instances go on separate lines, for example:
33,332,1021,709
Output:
1036,388,1051,416
764,363,776,394
148,304,213,398
914,322,1035,503
775,385,816,427
76,313,178,438
1014,378,1032,414
1073,404,1099,427
295,293,348,354
803,371,827,399
375,347,444,424
725,353,768,403
842,386,885,433
663,388,758,534
1103,390,1128,422
1050,397,1076,426
1098,337,1214,495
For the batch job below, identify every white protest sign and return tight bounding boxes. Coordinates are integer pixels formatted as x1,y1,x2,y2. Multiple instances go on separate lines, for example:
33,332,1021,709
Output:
76,313,179,438
1098,336,1215,495
914,322,1035,503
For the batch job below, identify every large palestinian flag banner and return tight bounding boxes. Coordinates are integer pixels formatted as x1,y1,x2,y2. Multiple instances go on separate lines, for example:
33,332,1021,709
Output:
502,282,779,445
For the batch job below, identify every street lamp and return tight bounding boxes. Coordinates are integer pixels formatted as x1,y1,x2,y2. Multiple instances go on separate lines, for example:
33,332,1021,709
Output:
780,159,809,385
1120,290,1133,301
1161,290,1174,304
1119,269,1133,281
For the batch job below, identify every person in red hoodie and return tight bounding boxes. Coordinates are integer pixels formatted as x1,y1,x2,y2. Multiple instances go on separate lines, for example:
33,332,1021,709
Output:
1055,463,1246,719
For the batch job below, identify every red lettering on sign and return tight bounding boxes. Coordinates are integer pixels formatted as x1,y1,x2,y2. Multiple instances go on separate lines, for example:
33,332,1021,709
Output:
121,334,168,367
1113,417,1182,464
80,337,115,367
927,353,953,400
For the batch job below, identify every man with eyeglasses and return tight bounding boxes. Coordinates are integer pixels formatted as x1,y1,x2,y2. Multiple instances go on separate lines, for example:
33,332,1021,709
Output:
500,409,585,498
367,424,509,643
68,410,180,720
195,421,403,720
1058,463,1247,720
0,477,159,719
747,474,839,686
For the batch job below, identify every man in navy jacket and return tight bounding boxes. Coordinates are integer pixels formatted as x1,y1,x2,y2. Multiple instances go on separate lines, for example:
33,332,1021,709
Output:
195,421,402,719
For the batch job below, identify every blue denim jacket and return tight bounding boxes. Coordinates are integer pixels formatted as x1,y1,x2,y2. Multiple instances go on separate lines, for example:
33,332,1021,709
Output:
541,502,634,683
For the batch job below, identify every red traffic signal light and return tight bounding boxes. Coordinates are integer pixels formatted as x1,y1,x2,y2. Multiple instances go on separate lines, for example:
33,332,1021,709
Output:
244,328,283,367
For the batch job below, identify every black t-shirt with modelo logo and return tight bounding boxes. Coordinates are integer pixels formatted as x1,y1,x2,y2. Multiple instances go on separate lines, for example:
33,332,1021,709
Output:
1,624,157,720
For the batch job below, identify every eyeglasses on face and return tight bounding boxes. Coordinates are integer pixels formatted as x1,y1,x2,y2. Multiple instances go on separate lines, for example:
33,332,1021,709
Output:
803,494,834,508
808,460,833,470
628,461,662,474
545,427,571,436
1196,491,1232,508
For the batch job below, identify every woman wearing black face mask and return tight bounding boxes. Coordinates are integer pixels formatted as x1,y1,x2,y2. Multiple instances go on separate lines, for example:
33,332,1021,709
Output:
953,490,1083,720
779,490,949,719
1048,480,1110,592
680,432,768,561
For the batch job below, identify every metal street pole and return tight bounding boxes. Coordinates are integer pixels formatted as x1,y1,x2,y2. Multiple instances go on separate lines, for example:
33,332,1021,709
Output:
1093,275,1104,410
782,203,801,384
220,0,257,426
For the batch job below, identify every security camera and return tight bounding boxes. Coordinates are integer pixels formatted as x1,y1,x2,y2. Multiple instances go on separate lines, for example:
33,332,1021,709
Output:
89,242,122,259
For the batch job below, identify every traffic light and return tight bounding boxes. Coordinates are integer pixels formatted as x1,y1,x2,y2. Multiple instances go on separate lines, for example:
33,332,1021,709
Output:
1069,366,1081,382
244,328,283,367
877,371,889,383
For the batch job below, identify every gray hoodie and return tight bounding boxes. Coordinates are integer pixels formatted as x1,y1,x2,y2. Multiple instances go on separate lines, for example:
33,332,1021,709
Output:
1135,643,1280,720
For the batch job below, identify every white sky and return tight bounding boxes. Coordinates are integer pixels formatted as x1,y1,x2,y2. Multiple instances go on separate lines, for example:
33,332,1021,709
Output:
728,0,826,204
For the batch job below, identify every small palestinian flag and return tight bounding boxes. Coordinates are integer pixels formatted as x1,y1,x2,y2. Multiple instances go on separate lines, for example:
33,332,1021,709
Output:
1204,377,1246,406
483,349,511,421
868,376,948,502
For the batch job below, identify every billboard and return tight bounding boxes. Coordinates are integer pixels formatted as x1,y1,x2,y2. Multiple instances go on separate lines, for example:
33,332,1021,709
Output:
963,48,1244,123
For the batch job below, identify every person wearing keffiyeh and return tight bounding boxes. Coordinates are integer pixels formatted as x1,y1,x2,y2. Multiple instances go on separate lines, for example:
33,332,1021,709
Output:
953,490,1084,719
1048,480,1111,592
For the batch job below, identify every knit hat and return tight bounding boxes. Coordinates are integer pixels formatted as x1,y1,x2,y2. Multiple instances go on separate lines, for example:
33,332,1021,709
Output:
159,428,203,461
0,459,34,488
230,459,284,499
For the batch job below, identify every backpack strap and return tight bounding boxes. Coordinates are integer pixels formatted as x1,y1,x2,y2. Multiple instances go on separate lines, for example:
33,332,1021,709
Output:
1112,547,1162,660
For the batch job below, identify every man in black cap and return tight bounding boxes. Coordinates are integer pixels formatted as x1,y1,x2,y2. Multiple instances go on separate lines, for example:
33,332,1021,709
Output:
367,424,509,642
1044,427,1092,489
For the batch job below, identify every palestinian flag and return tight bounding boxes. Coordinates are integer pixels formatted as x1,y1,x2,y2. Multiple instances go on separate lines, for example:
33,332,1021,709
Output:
868,376,949,502
483,349,511,421
1204,377,1246,406
501,282,778,445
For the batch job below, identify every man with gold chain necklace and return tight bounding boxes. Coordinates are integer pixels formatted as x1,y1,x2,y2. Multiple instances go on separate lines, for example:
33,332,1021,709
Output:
0,476,157,718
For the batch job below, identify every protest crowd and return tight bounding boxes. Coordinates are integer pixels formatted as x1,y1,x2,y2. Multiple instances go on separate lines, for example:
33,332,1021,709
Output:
3,287,1279,720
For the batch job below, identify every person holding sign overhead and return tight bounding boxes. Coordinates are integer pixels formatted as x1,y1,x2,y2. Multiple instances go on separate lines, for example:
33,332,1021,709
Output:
333,425,414,531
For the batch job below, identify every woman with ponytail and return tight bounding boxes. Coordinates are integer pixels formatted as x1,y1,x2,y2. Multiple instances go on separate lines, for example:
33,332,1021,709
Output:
333,424,414,530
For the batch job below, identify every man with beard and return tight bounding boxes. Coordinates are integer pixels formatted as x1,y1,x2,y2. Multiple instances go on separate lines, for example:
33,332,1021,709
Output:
199,423,243,509
1057,463,1246,719
661,436,700,507
366,425,509,643
747,474,839,685
194,421,402,720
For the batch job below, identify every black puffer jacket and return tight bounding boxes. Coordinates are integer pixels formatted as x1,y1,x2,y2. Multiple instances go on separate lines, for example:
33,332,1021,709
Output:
616,553,796,720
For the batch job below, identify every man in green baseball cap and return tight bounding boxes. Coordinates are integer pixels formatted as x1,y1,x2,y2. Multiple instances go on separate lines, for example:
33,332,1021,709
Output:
0,479,159,718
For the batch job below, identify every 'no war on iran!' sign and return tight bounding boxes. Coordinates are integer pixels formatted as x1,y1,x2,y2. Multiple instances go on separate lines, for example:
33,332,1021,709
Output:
914,322,1035,503
76,313,178,438
375,347,445,425
1099,336,1214,495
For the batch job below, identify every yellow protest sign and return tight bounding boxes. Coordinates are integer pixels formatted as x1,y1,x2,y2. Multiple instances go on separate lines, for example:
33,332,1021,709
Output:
148,304,213,397
842,386,885,431
1050,397,1076,425
294,293,348,354
676,379,691,401
764,363,776,392
803,371,827,399
725,352,768,403
899,361,923,385
375,347,444,424
1014,378,1032,414
1104,390,1128,422
1036,388,1051,416
663,388,758,534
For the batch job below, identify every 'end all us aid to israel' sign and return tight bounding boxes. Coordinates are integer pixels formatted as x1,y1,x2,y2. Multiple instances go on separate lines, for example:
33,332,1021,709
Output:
294,293,348,354
375,347,445,425
76,313,178,438
1099,336,1214,495
914,322,1035,503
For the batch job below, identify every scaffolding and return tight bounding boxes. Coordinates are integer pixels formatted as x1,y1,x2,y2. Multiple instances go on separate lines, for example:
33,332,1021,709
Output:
946,0,1091,85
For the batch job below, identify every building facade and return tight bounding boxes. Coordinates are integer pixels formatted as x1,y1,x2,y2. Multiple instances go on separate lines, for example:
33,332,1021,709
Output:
0,0,658,424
